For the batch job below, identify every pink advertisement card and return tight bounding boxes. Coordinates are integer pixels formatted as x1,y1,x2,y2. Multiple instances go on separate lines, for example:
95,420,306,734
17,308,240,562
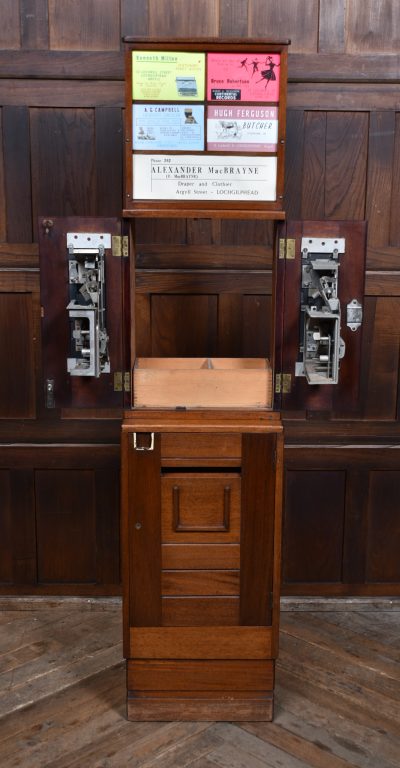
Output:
207,53,281,103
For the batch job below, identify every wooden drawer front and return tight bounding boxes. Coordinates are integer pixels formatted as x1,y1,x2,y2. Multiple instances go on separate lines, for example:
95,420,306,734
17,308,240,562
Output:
162,473,241,543
162,544,240,570
162,597,239,626
161,433,241,460
162,569,239,596
130,627,273,659
127,660,274,692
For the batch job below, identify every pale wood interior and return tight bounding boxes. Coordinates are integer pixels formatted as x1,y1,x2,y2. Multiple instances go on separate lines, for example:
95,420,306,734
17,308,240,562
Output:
133,357,272,408
135,357,270,370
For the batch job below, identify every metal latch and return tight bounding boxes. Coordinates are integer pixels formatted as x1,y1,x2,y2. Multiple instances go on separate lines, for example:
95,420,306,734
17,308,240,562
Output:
45,379,55,409
133,433,155,451
347,299,363,331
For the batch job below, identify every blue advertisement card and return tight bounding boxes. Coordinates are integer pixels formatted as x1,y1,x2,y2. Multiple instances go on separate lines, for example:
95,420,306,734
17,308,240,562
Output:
132,104,204,151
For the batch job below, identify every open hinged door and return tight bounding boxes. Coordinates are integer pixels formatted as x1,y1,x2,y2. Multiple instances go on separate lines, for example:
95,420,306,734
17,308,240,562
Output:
39,216,130,411
274,219,367,413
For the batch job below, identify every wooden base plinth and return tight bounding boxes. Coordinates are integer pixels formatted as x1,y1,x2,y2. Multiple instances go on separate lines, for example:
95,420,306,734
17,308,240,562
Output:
127,694,273,722
126,658,275,721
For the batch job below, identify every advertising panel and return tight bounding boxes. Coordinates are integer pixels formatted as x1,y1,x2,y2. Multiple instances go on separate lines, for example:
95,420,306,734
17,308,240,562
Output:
132,51,205,101
133,104,204,151
207,105,278,152
133,154,278,201
207,53,281,102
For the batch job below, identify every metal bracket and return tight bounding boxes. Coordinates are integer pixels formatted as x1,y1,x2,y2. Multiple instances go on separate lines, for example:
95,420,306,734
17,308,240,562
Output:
133,433,155,451
301,237,345,255
347,299,363,331
66,232,111,251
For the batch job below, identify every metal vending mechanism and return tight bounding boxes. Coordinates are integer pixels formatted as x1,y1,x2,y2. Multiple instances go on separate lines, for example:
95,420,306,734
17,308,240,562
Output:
66,232,111,378
295,236,362,385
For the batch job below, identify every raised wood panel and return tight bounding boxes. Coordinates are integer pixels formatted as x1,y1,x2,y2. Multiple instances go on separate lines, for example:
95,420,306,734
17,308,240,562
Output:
21,0,49,49
288,83,400,111
94,466,120,585
390,113,400,247
301,111,326,219
283,447,400,594
366,471,400,582
150,295,218,356
148,0,219,38
0,446,121,593
346,0,400,54
0,292,36,418
283,470,346,583
325,112,368,219
284,109,304,219
48,0,121,51
2,107,32,242
2,50,400,83
220,219,273,250
0,111,6,242
95,107,124,217
219,0,248,37
289,53,400,82
366,112,396,249
11,469,36,583
363,297,400,420
249,0,318,53
0,1,20,49
135,218,187,245
242,295,271,358
0,471,12,583
35,469,97,583
31,109,96,236
121,0,149,38
318,0,346,53
0,80,123,109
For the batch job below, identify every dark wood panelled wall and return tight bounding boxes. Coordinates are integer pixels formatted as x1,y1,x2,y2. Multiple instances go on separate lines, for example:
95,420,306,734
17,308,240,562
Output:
1,0,400,596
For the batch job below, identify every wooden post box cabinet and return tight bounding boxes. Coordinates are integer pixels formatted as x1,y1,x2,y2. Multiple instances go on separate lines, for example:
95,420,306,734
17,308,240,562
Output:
121,409,283,720
120,37,289,721
36,36,370,720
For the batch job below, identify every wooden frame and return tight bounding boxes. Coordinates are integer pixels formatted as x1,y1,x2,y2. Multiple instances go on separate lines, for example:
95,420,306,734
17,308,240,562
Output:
123,37,289,219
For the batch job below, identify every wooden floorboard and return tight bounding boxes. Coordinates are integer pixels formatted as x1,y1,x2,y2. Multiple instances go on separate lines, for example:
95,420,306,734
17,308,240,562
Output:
0,601,398,767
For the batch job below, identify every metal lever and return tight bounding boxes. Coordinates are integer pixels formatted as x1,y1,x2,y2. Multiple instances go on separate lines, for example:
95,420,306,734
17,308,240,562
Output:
133,433,155,451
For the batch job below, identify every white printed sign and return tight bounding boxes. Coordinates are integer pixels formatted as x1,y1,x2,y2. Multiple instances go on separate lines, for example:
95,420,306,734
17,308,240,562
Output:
132,154,277,201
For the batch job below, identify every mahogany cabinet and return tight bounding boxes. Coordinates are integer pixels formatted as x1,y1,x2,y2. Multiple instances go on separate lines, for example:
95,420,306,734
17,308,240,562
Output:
121,408,283,720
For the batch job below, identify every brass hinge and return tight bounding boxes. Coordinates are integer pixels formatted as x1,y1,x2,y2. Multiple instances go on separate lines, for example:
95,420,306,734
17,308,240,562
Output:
112,235,128,257
275,373,292,394
114,371,131,392
114,371,123,392
279,238,296,260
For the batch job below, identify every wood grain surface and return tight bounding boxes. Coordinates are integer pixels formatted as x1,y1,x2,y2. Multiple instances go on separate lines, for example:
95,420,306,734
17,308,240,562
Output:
0,600,399,764
1,0,400,598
